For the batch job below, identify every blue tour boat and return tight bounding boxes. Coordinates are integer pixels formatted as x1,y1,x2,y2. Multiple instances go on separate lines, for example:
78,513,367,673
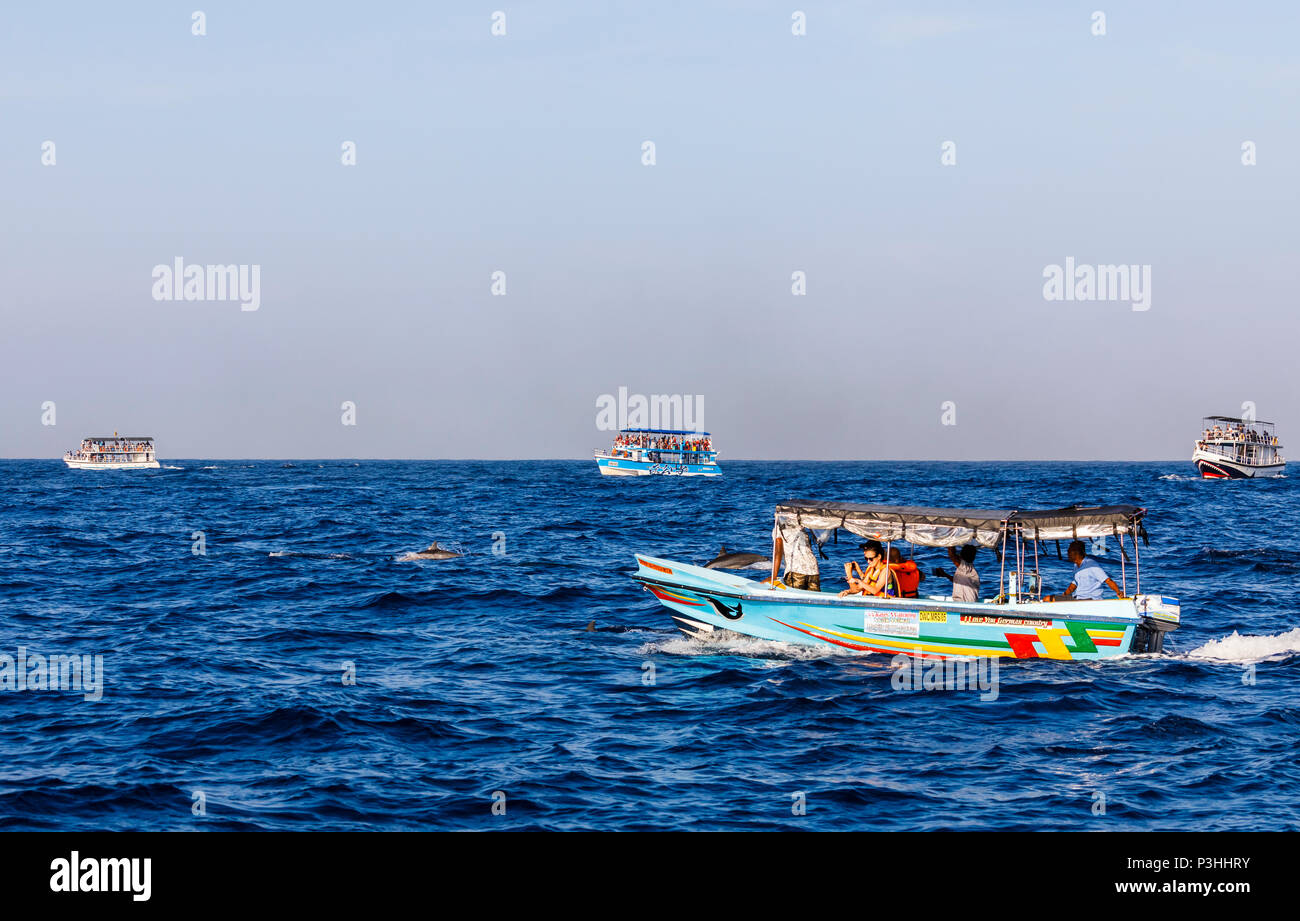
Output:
595,428,721,477
634,500,1181,658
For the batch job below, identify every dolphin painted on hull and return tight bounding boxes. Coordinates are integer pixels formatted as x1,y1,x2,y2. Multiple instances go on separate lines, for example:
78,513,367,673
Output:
703,546,771,570
397,541,463,562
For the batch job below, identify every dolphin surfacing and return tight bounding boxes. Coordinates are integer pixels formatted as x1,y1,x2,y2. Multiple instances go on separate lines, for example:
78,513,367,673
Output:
704,545,771,570
397,541,463,562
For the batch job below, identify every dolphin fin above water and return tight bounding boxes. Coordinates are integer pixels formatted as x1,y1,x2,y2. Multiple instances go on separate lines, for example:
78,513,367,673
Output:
397,541,463,562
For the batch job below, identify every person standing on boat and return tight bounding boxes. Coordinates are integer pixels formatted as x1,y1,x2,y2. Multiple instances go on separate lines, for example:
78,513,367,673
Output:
933,545,980,603
769,516,820,591
1045,540,1122,601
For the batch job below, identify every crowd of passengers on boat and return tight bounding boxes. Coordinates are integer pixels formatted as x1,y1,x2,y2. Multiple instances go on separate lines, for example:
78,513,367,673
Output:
66,439,154,461
611,432,713,461
1202,422,1278,445
771,523,1122,606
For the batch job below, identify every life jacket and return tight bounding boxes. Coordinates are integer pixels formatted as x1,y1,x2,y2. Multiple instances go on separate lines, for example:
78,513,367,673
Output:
890,560,921,597
863,559,889,596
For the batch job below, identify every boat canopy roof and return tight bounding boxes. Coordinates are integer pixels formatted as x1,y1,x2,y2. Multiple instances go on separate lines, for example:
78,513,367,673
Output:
1007,505,1146,540
619,428,710,436
1203,415,1273,426
86,435,154,440
775,500,1145,548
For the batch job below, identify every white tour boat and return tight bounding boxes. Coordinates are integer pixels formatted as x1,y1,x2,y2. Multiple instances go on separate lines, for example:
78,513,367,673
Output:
595,428,721,477
63,435,160,470
1192,416,1284,479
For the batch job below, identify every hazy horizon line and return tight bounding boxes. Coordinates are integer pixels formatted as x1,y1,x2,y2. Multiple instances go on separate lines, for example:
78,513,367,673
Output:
5,456,1199,464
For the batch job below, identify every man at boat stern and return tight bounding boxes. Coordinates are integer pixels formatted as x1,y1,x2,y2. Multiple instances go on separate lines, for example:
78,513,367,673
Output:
769,515,820,591
1045,540,1123,601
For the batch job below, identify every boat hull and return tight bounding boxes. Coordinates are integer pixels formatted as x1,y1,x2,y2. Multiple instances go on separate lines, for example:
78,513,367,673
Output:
1192,450,1284,479
596,455,720,477
633,556,1179,660
63,459,160,470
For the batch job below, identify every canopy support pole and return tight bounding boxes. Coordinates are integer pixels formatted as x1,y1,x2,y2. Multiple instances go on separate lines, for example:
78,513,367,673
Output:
1033,532,1040,600
885,540,892,597
1133,521,1140,594
1120,531,1127,597
998,527,1008,603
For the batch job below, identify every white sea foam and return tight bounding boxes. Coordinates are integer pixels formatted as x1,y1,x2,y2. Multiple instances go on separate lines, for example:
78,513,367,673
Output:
642,634,847,662
1185,628,1300,663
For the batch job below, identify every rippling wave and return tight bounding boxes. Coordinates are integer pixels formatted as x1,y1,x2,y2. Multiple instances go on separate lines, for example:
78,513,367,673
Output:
1,460,1297,830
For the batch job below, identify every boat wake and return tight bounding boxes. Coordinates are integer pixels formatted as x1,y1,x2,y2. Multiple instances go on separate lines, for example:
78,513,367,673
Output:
642,634,847,661
268,550,353,560
1184,628,1300,663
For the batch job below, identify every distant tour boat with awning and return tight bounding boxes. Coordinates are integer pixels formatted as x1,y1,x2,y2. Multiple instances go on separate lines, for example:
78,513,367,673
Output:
595,428,720,477
1193,415,1285,479
63,435,159,470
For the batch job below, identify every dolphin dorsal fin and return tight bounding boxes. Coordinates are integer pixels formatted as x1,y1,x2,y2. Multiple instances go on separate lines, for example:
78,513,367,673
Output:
720,545,728,554
427,541,441,551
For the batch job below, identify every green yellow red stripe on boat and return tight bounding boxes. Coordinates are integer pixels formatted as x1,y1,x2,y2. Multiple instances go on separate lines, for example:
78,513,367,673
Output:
776,618,1130,660
647,585,704,607
772,618,1009,658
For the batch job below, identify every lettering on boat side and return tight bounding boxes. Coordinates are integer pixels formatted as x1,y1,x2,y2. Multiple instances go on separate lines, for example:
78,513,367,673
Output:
918,611,947,623
960,614,1052,627
864,609,920,638
649,464,684,476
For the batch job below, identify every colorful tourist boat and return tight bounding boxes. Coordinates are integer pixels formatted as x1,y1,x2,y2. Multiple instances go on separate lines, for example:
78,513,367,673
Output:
595,428,720,477
633,501,1181,660
1192,415,1285,478
63,435,160,470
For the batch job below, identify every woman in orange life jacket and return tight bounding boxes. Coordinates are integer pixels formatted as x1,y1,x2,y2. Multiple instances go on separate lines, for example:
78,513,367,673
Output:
887,547,924,598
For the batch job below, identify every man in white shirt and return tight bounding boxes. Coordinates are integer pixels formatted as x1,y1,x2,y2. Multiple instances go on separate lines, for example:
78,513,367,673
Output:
770,517,820,591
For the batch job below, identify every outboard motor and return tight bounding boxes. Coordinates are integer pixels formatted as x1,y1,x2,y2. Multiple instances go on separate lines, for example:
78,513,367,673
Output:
1132,594,1181,654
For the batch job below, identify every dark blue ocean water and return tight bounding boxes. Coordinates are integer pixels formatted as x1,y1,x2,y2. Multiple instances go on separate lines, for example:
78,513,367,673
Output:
1,460,1297,831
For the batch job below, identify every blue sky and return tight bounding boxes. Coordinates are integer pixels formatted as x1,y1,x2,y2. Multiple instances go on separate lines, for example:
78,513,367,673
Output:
3,2,1298,458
